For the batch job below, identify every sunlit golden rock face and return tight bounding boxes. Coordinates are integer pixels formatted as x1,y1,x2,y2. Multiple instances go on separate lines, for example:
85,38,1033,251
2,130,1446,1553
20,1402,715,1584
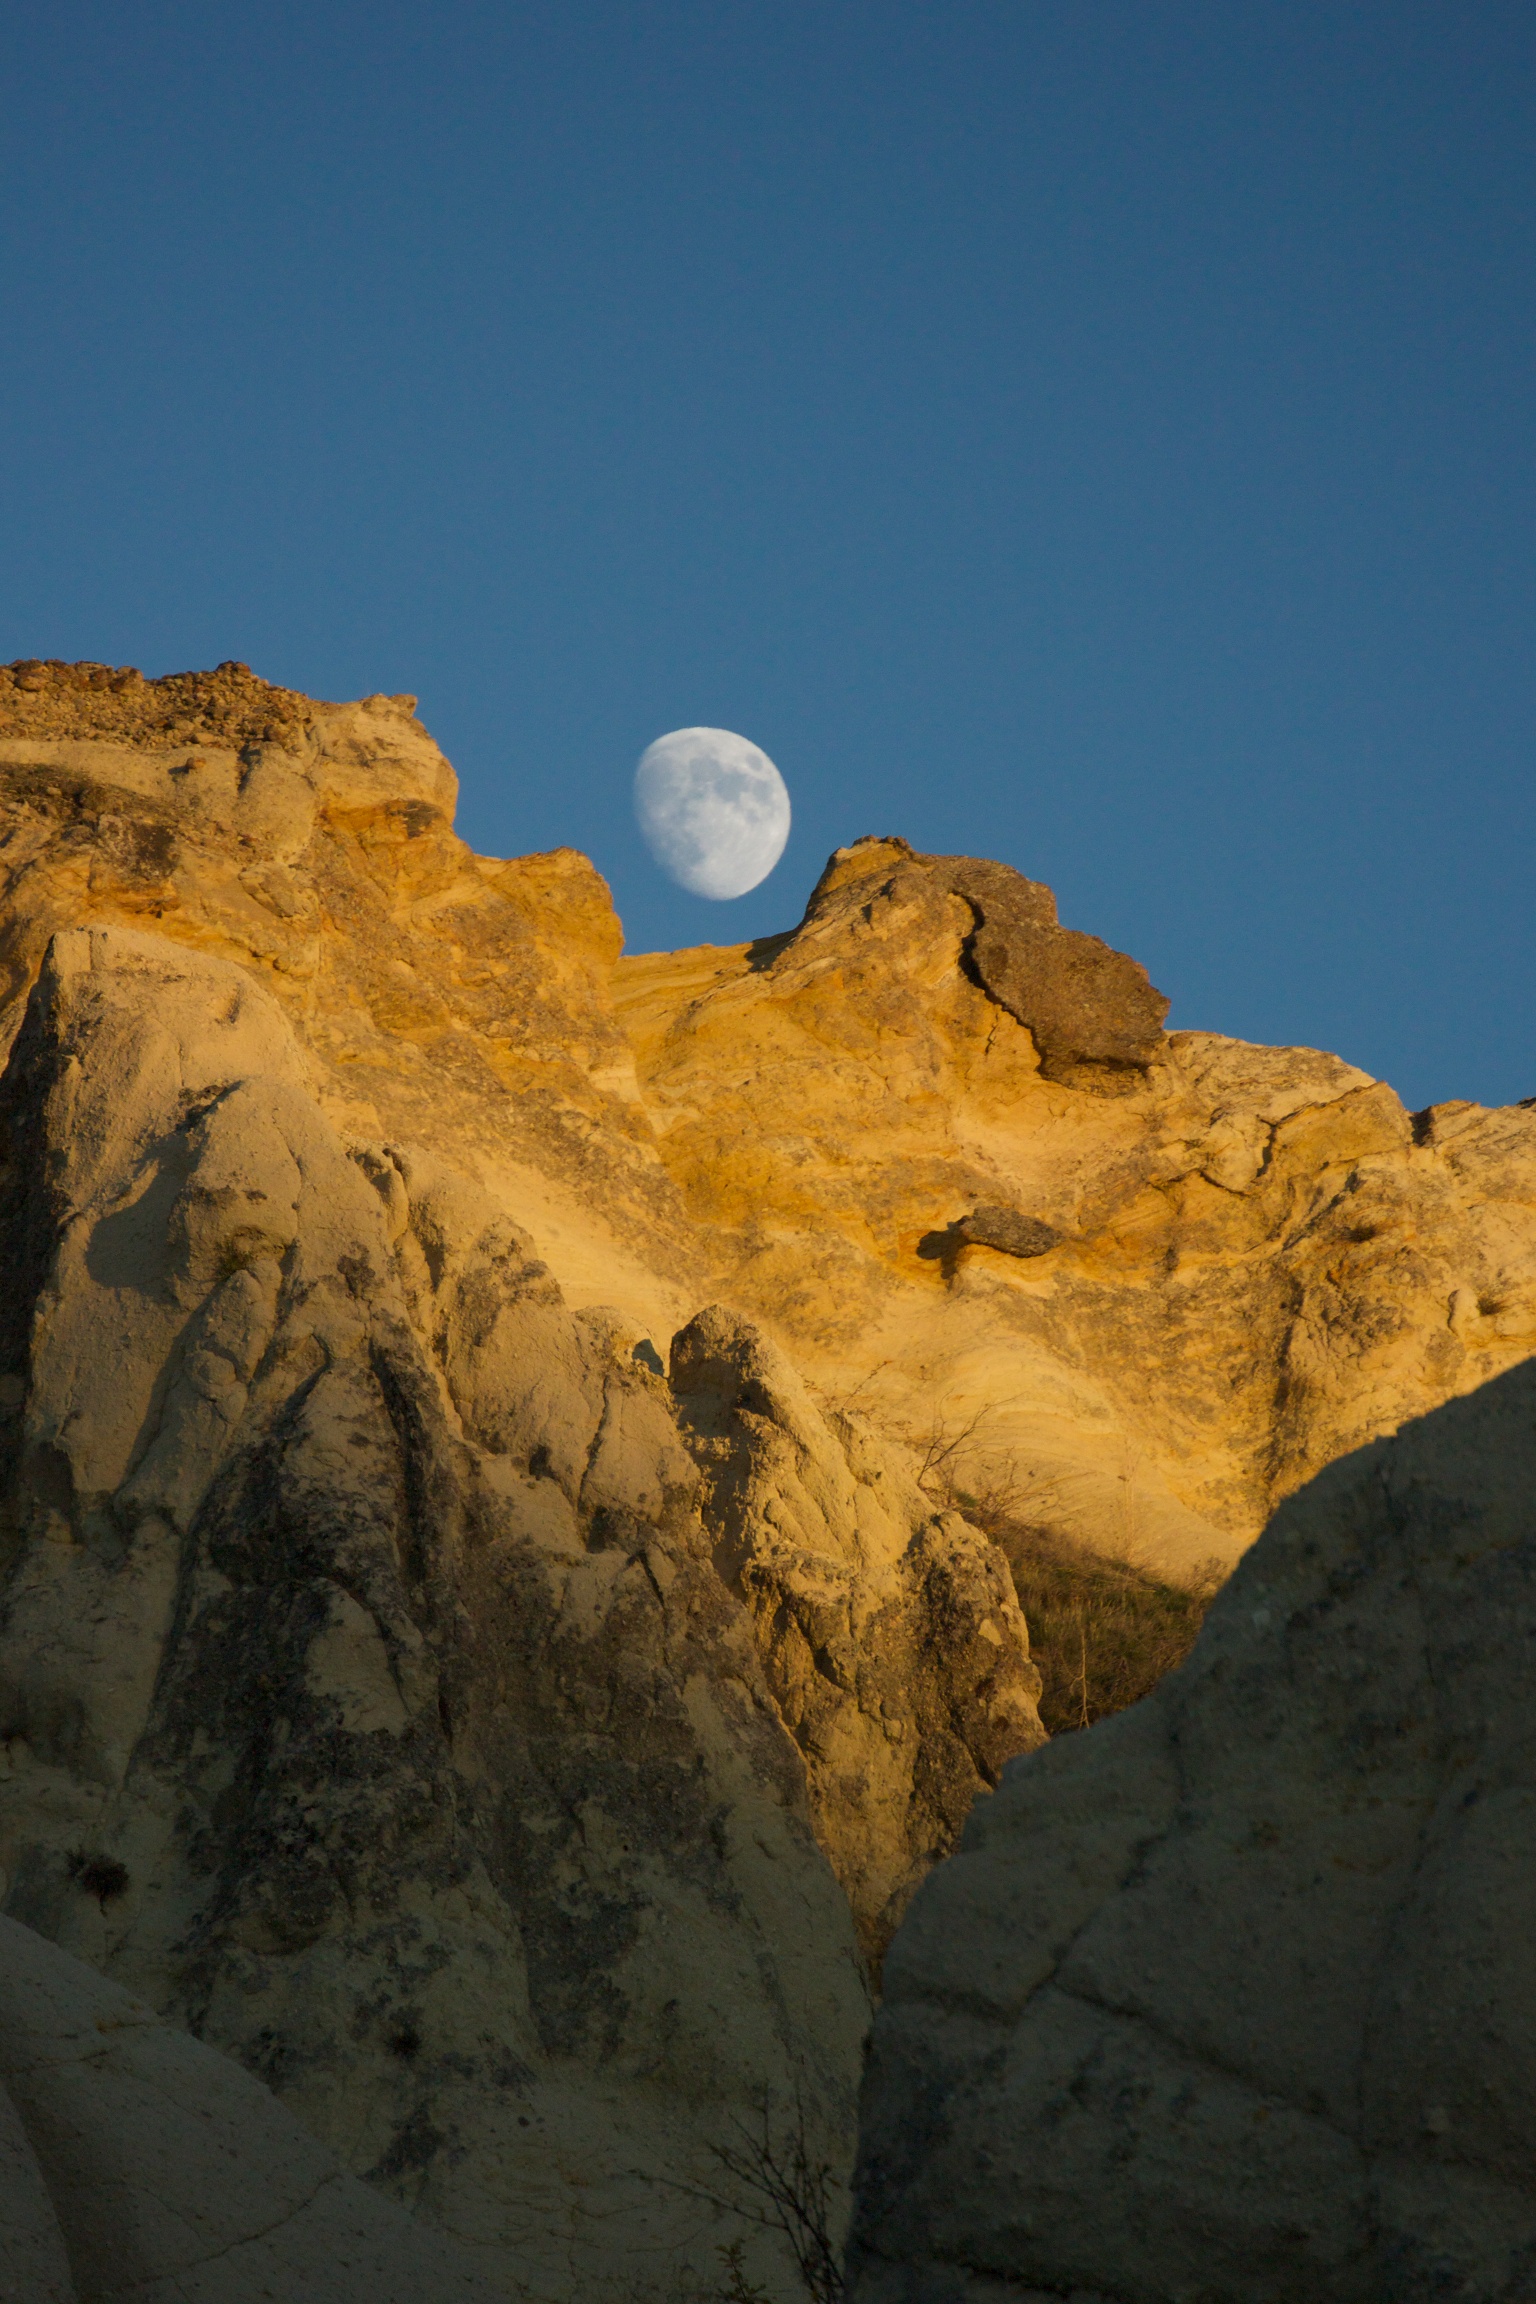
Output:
4,659,1534,1586
617,834,1536,1582
0,661,1531,2295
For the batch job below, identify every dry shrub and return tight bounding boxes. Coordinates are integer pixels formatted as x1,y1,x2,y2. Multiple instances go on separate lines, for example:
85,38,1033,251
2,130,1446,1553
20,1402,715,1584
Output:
703,2097,843,2304
656,2091,845,2304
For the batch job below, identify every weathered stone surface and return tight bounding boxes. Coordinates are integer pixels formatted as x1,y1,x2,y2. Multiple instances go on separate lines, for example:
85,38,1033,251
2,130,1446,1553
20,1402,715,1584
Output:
6,667,1536,1591
849,1356,1536,2304
940,850,1170,1086
787,837,1170,1086
0,904,1039,2294
0,661,681,1355
618,836,1536,1579
2,660,1535,2288
0,922,882,2297
953,1206,1062,1260
0,1912,498,2302
672,1306,1045,1960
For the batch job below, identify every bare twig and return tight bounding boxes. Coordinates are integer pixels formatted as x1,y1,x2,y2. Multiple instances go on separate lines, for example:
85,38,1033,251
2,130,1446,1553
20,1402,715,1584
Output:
910,1399,998,1503
715,2239,772,2304
661,2093,845,2304
826,1358,893,1417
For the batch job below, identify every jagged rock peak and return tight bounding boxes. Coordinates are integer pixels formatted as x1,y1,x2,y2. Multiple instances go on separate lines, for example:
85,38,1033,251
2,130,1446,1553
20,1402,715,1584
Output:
791,833,1170,1086
0,653,418,750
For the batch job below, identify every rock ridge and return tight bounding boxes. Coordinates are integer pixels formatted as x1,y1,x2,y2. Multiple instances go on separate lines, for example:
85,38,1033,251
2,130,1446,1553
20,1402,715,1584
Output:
0,653,414,752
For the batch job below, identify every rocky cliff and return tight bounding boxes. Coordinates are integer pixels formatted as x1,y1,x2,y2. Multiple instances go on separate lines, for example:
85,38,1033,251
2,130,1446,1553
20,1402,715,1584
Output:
616,838,1536,1580
850,1353,1536,2304
5,659,1533,1584
0,657,1532,2298
0,662,1048,2299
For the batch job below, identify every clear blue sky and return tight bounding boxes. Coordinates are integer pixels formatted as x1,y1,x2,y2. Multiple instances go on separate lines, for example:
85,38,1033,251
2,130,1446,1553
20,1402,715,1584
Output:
3,3,1532,1108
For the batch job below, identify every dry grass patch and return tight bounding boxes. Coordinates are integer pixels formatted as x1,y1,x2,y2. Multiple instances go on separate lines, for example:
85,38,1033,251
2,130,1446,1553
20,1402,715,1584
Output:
972,1512,1220,1734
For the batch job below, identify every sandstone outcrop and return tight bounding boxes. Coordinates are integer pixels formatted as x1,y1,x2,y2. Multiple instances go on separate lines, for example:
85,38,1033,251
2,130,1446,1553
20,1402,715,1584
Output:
850,1355,1536,2303
0,692,1054,2292
0,1912,497,2303
795,839,1171,1088
671,1308,1044,1958
0,657,1533,2292
0,919,888,2297
5,659,1535,1593
616,838,1536,1579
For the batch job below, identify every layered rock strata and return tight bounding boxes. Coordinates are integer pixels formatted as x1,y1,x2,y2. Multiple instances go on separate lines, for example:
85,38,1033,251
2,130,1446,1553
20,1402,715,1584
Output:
850,1355,1536,2303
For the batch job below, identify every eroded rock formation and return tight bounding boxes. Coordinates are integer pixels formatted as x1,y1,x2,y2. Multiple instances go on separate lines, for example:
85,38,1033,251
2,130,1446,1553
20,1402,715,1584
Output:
616,839,1536,1580
0,921,899,2297
0,664,1055,2297
850,1356,1536,2303
671,1308,1043,1956
0,656,1532,2295
4,659,1535,1591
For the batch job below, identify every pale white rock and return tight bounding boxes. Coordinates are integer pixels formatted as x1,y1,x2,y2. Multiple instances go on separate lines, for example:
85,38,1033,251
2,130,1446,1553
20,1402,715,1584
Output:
0,922,916,2300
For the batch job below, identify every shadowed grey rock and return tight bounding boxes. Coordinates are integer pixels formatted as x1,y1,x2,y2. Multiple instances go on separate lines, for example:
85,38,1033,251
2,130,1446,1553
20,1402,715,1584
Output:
954,1206,1062,1259
0,1914,502,2302
849,1355,1536,2304
941,853,1169,1087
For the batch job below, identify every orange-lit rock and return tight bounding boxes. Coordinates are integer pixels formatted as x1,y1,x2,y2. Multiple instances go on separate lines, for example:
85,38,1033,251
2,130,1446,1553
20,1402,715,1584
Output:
0,658,1532,2296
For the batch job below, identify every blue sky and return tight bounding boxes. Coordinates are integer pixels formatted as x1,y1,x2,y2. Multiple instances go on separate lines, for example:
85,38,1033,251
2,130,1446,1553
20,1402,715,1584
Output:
3,2,1532,1108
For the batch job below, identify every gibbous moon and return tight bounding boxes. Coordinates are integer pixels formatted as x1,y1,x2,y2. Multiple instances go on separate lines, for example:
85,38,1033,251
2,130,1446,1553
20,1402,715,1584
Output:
634,727,791,900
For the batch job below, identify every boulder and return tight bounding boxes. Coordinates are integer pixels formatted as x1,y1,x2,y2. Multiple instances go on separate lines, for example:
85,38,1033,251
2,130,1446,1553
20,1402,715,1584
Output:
849,1355,1536,2303
0,1912,499,2303
789,836,1170,1086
